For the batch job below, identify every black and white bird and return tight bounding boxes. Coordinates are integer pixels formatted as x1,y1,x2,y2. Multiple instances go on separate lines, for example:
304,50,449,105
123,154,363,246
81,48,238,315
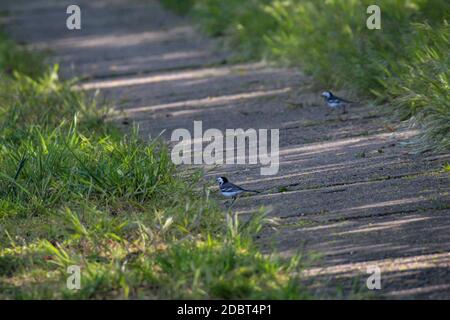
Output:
216,176,260,206
321,91,353,114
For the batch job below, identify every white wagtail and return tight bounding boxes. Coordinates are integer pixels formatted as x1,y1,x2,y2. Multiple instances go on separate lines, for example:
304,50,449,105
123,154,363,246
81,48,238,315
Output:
321,91,354,114
216,176,260,206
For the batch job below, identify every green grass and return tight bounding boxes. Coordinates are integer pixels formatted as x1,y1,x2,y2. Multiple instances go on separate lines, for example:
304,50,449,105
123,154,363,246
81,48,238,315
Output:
0,31,45,78
381,21,450,152
161,0,450,152
0,32,308,299
443,162,450,172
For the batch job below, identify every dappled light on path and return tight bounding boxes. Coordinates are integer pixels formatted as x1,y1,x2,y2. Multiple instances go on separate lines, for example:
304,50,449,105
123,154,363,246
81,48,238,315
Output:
3,0,449,299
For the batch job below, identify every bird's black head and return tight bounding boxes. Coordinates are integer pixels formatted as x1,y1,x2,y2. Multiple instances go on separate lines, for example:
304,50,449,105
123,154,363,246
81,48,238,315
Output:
216,176,228,185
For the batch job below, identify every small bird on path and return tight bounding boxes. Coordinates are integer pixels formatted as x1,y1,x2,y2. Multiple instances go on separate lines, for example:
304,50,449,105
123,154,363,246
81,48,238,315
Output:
321,91,354,114
216,176,260,207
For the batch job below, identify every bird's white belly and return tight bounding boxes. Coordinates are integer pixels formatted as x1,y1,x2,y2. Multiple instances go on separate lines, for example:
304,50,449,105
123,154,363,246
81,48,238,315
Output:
221,190,243,197
329,102,342,108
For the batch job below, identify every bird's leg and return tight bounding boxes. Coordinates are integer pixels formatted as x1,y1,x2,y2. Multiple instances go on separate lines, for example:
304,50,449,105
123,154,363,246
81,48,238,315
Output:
342,104,347,114
225,196,236,209
230,196,237,207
